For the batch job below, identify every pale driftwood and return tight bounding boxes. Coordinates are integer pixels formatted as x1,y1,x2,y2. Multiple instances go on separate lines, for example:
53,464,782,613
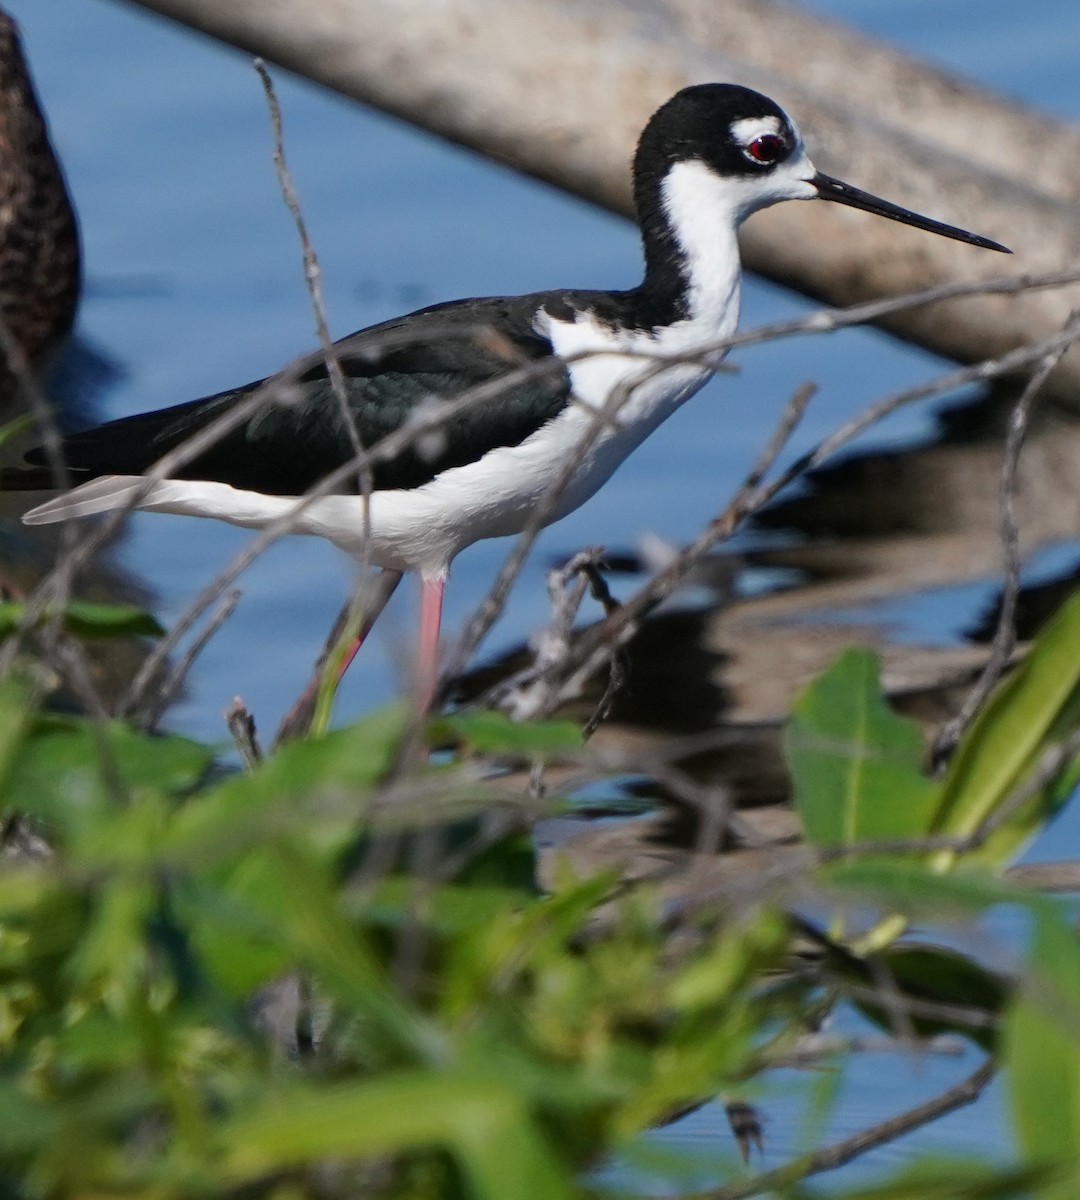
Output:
115,0,1080,393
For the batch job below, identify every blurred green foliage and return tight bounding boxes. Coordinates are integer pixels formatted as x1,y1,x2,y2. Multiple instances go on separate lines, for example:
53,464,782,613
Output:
1,593,1080,1196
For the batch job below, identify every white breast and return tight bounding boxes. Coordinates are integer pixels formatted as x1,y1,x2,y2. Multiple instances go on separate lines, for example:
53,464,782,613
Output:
330,299,739,576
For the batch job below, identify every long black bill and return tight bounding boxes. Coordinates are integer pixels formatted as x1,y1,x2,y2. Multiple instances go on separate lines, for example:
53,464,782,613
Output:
812,172,1011,253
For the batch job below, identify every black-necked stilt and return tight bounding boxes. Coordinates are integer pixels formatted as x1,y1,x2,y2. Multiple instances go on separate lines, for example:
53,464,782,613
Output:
6,84,1007,704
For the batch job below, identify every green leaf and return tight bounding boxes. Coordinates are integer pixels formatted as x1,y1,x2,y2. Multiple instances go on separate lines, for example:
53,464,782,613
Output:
0,675,39,797
165,704,408,864
855,943,1008,1052
0,413,34,451
67,882,157,1013
0,1082,59,1153
218,1073,578,1200
0,600,164,639
786,648,939,847
933,588,1080,870
1006,905,1080,1185
450,827,540,894
4,719,212,844
267,841,442,1063
432,710,583,755
821,859,1043,918
174,871,292,998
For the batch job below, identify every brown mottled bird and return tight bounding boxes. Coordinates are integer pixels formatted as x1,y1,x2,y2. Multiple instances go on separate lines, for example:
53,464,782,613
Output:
0,8,79,396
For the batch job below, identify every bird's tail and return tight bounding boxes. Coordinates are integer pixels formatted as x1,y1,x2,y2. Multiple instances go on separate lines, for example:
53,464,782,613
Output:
20,475,149,525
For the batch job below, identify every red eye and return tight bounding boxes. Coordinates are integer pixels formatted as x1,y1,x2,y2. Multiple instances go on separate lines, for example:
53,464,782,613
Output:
745,134,786,165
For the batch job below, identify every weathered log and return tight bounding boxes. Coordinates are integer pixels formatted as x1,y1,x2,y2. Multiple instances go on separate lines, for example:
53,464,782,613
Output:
114,0,1080,394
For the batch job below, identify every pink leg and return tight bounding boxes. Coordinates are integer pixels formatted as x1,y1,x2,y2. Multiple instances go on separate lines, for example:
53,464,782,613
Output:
417,574,446,710
332,630,369,687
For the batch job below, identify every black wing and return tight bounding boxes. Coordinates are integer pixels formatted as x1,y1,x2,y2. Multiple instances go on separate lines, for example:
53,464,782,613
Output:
10,293,576,495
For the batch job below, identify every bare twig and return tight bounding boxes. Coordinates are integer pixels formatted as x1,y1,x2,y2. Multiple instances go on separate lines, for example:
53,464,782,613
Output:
762,1031,968,1070
469,378,817,728
254,62,373,518
556,552,625,737
48,636,111,723
493,549,618,729
225,697,263,769
1005,860,1080,892
0,310,72,510
115,350,568,716
552,321,1080,697
836,980,1000,1035
699,1058,995,1200
436,380,631,697
143,589,243,730
111,279,1080,723
5,361,320,682
932,309,1080,769
723,266,1080,355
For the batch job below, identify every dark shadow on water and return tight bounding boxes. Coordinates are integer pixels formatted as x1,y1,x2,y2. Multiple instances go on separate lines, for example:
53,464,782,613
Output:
453,377,1080,881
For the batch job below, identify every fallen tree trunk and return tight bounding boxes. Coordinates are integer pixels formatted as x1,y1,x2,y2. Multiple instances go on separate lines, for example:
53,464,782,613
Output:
115,0,1080,395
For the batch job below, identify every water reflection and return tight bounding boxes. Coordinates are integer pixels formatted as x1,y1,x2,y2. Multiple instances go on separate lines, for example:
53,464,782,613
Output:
454,376,1080,896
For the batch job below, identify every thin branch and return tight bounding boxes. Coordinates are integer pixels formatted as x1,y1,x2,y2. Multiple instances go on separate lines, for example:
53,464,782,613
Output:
473,379,816,726
722,266,1080,355
1004,860,1080,892
931,309,1080,769
437,379,635,693
500,548,615,725
553,320,1080,693
225,697,263,769
254,62,374,528
698,1059,996,1200
112,276,1080,721
836,981,999,1035
15,265,1080,726
116,350,568,716
143,588,243,730
762,1032,967,1070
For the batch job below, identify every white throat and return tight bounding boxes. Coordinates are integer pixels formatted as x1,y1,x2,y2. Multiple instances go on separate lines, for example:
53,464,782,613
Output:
659,159,746,335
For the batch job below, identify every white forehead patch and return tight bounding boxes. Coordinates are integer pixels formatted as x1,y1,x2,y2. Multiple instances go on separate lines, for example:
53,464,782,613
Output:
729,115,785,146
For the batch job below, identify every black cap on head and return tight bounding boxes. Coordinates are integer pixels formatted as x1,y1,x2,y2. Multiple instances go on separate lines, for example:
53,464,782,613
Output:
636,84,798,180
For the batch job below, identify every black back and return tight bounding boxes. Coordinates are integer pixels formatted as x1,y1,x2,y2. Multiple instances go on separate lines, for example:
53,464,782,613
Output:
14,293,579,495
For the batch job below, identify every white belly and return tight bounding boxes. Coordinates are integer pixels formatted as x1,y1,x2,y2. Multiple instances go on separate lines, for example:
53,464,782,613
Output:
335,355,714,572
122,353,714,577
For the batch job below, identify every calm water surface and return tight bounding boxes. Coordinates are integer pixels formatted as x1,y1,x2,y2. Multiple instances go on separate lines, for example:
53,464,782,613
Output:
10,0,1080,1183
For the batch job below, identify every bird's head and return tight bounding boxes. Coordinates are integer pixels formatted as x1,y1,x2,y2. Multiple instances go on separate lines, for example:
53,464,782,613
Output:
636,83,1009,252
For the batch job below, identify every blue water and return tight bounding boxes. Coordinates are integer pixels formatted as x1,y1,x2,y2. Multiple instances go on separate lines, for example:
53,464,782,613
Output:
9,0,1080,1181
18,0,1063,741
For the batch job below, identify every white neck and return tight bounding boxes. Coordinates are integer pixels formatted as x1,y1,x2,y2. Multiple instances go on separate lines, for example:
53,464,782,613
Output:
659,159,747,340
